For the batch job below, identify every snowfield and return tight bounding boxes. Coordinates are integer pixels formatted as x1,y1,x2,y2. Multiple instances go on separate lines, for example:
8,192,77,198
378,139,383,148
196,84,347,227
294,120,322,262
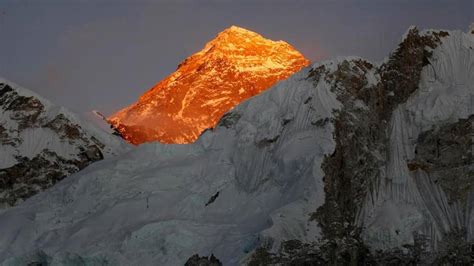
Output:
0,65,340,265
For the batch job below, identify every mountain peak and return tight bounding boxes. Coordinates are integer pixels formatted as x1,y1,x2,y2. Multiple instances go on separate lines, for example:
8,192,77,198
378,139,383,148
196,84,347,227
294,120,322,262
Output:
109,27,310,144
222,25,256,34
201,25,285,55
215,25,264,40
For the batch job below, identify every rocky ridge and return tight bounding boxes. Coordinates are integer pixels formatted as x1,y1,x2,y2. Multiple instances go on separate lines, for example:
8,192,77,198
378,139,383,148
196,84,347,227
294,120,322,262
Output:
249,27,474,264
0,79,127,207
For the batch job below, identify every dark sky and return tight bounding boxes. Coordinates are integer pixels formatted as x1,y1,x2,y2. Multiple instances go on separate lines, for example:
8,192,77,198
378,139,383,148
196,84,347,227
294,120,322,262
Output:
1,0,473,115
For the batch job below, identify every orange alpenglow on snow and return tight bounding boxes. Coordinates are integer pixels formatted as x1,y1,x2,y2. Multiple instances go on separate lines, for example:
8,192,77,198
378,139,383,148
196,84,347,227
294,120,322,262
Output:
108,26,310,144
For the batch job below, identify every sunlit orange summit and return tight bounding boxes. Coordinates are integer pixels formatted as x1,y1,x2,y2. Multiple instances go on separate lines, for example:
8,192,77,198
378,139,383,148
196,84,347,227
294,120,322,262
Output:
108,26,310,144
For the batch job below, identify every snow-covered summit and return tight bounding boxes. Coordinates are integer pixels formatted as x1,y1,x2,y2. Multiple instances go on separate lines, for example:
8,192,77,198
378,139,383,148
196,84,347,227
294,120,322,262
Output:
108,26,310,145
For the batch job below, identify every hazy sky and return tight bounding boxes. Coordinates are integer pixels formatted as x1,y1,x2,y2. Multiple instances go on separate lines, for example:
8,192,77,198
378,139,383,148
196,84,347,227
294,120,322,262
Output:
1,0,473,115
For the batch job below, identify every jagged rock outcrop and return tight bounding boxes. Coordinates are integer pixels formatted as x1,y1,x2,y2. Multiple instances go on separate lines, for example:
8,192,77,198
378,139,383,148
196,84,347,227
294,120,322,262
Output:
250,27,474,264
358,27,474,256
307,27,450,264
408,115,473,204
185,254,222,266
0,80,127,207
1,250,110,265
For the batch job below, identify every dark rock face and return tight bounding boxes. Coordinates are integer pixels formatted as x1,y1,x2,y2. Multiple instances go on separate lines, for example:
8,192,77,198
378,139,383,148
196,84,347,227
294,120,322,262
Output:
1,84,45,130
256,135,280,148
0,151,67,206
248,241,326,265
249,233,472,265
0,82,107,207
110,123,158,145
0,124,19,146
370,230,473,265
3,250,110,265
309,58,380,264
310,28,450,264
44,114,82,140
184,254,222,266
217,112,242,129
205,191,220,206
409,115,474,205
370,232,433,265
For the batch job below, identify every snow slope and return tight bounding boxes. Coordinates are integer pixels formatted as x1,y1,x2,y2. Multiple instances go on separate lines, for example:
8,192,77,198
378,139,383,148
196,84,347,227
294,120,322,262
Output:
0,62,340,265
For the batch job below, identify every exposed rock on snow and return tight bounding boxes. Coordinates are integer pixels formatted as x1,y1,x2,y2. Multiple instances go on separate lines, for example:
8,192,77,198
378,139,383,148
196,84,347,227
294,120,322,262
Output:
408,115,473,205
309,27,450,264
205,191,220,207
360,28,474,256
0,79,128,207
185,254,222,266
246,26,474,265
